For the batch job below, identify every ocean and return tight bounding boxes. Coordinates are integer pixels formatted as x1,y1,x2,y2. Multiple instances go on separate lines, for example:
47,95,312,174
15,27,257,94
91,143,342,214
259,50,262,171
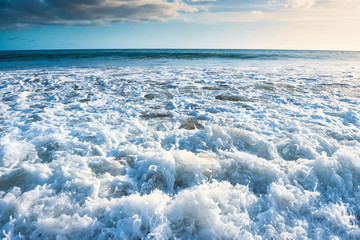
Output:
1,49,360,239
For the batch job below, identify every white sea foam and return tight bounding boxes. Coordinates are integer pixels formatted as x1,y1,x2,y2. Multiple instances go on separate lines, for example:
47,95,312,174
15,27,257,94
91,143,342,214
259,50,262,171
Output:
1,61,360,239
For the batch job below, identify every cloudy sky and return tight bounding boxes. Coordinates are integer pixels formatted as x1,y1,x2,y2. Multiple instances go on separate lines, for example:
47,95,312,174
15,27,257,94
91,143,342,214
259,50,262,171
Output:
0,0,359,50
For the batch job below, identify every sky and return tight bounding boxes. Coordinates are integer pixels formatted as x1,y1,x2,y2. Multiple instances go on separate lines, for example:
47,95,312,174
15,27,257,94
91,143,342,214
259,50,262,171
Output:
0,0,359,51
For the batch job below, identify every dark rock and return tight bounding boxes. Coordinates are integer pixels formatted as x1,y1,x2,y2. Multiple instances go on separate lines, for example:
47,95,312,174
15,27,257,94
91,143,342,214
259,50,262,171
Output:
158,83,177,89
203,86,223,91
149,105,162,110
140,112,173,119
254,83,276,91
79,98,91,103
215,94,250,102
144,93,157,100
239,104,256,111
218,84,232,89
144,93,173,100
179,119,204,130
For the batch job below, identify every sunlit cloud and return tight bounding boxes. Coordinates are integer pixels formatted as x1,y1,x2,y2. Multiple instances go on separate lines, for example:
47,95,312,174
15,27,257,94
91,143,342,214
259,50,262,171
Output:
285,0,315,8
179,0,360,24
251,11,264,15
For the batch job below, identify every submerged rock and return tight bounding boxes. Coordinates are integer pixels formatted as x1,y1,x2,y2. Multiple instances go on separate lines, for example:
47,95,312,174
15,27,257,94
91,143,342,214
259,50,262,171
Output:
254,83,276,91
140,111,173,119
215,94,250,102
203,86,223,91
79,98,91,103
144,93,173,100
144,93,158,100
179,119,204,130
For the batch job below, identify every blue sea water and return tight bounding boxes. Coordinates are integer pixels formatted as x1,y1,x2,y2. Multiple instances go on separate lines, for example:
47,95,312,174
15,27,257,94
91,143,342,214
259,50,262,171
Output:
1,49,360,239
1,49,359,69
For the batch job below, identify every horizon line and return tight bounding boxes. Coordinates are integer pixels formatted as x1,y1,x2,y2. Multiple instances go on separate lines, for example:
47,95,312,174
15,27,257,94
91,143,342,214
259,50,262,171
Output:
1,48,360,52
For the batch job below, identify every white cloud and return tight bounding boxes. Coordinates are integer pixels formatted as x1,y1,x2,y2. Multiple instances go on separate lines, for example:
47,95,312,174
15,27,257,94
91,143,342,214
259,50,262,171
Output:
285,0,315,8
251,10,264,15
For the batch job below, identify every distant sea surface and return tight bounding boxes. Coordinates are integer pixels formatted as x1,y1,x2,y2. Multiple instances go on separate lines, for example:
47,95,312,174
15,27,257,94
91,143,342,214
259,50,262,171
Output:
1,49,360,239
1,48,360,69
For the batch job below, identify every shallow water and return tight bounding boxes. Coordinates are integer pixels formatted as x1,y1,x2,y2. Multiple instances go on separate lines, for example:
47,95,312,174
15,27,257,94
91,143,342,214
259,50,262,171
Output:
1,50,360,239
